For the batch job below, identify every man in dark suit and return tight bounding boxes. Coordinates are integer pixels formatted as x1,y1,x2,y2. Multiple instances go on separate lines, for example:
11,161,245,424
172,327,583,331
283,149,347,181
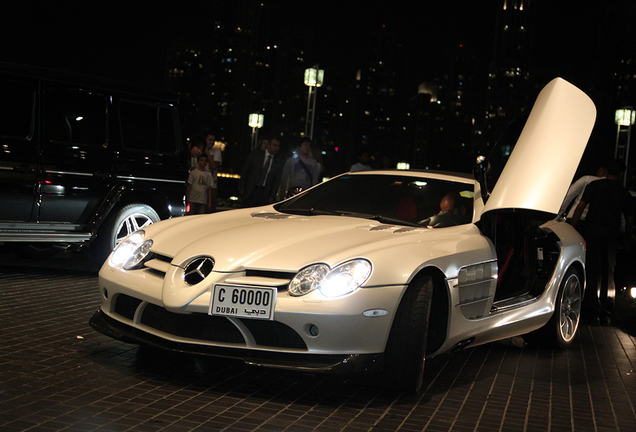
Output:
239,137,283,207
571,158,634,325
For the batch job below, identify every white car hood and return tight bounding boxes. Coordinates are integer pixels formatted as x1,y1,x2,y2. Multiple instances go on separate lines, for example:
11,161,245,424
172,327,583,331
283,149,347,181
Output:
146,209,450,272
483,78,596,215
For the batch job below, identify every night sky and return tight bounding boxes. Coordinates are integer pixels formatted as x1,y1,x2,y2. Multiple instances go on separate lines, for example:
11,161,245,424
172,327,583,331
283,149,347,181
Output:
2,1,626,92
3,0,636,171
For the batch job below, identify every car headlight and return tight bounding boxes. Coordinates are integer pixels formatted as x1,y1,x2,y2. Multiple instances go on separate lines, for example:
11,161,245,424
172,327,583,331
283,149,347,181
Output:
109,230,154,270
288,259,372,298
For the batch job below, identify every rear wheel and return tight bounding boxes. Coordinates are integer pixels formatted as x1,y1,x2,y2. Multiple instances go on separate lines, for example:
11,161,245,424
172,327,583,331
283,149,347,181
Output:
91,203,160,266
382,274,433,393
523,267,582,348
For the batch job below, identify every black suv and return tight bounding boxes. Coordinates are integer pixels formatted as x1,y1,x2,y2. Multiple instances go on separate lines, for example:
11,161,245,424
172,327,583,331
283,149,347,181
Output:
0,63,188,264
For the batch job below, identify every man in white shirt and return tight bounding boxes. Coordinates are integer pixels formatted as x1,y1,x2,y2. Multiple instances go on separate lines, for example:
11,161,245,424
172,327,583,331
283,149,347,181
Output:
204,133,222,212
559,164,607,223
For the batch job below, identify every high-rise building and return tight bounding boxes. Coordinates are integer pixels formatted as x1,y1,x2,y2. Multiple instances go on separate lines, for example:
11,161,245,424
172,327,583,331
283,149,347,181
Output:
165,1,318,174
480,0,535,150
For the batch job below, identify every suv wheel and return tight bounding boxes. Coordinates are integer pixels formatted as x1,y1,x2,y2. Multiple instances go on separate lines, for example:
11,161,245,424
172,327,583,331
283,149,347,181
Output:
91,203,160,266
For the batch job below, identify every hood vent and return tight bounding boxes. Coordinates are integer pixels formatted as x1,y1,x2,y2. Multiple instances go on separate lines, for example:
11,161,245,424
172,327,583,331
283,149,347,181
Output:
367,225,423,233
251,212,293,220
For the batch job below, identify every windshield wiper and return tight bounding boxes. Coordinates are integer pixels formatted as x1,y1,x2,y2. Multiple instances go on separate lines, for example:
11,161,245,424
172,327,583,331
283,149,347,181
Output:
337,211,421,227
278,208,340,216
277,208,421,227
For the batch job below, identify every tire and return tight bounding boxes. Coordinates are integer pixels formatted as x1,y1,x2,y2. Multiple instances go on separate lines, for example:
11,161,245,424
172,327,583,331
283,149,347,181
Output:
523,268,582,348
382,274,433,393
91,203,160,266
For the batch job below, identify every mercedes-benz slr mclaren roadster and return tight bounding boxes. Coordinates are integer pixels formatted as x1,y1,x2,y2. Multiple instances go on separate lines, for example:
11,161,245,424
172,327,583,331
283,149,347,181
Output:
90,78,596,392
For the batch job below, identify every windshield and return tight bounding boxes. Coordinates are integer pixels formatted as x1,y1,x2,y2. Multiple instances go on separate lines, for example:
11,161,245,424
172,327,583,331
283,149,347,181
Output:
274,174,475,228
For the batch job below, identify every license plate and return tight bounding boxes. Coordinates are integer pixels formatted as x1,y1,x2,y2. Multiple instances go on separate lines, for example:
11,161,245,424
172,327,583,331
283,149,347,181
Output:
210,285,277,320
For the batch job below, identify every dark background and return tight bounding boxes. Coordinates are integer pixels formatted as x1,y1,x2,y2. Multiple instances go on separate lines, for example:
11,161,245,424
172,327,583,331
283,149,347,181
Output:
3,1,636,181
0,1,609,91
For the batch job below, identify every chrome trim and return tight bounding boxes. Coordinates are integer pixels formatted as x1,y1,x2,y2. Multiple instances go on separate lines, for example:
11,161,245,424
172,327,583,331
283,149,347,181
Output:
116,175,184,184
42,170,184,184
0,232,92,242
182,256,215,285
490,294,539,314
44,170,93,177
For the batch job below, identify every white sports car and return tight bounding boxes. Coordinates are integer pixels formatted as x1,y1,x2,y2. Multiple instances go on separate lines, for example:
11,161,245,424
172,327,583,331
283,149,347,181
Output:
90,78,596,392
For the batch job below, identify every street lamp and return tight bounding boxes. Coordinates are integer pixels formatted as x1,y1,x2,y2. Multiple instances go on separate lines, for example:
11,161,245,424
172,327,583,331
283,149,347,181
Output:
304,66,324,140
248,113,264,150
614,108,635,186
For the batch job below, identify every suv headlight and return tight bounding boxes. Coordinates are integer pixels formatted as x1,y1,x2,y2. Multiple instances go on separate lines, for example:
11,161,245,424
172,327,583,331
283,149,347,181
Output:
288,259,372,298
109,230,153,270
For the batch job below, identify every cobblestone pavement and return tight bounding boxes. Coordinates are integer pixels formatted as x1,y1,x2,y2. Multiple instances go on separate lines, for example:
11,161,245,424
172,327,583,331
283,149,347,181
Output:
0,246,635,431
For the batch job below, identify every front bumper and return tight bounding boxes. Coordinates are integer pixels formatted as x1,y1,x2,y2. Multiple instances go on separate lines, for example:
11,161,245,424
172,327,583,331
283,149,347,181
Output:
89,309,383,374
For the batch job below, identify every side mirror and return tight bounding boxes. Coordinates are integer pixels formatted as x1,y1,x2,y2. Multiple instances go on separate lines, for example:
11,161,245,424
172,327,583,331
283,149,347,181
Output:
473,155,491,203
285,187,304,199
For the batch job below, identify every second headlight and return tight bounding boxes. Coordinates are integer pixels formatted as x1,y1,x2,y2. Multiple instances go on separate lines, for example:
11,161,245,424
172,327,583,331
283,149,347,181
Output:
288,259,372,298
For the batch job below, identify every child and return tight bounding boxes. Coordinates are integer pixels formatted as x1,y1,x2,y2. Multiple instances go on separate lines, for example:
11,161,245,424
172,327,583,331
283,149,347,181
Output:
189,137,205,171
186,154,213,214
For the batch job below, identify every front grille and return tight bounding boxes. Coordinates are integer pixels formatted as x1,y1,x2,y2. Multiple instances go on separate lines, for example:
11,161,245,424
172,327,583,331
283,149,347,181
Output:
141,303,245,343
239,318,307,349
152,253,173,263
112,295,308,350
245,269,296,280
114,294,142,320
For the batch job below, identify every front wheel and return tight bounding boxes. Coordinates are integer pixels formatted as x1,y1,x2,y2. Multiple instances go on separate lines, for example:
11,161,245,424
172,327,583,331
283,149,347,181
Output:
91,203,160,266
381,274,433,393
524,267,582,348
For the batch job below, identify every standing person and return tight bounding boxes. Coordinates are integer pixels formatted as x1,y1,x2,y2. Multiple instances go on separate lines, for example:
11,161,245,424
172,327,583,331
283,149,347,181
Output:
258,138,270,150
189,136,205,171
279,138,320,197
559,163,608,226
239,137,283,207
379,154,393,170
204,132,222,213
570,158,633,325
186,154,213,215
350,149,372,172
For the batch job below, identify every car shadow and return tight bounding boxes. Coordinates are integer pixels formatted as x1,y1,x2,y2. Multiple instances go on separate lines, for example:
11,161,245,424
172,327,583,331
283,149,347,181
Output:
0,242,100,275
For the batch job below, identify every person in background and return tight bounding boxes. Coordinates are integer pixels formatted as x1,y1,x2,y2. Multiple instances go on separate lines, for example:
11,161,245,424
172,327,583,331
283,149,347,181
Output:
559,163,608,228
279,138,320,197
258,137,270,151
189,136,205,171
570,158,633,325
204,132,222,213
186,154,213,215
239,137,283,207
380,154,394,170
350,149,372,172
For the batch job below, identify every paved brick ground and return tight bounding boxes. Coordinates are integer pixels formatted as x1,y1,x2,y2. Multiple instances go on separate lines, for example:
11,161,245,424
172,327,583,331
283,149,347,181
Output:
0,247,635,431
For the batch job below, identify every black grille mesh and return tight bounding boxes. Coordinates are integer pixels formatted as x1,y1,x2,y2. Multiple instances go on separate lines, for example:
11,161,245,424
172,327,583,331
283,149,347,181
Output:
113,294,307,349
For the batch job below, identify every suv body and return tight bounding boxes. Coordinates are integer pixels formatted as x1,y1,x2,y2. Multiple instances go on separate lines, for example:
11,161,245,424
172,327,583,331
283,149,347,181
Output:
0,63,188,263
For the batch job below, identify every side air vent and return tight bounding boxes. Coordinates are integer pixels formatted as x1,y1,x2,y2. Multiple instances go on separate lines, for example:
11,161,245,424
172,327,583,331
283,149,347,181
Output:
456,261,498,319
